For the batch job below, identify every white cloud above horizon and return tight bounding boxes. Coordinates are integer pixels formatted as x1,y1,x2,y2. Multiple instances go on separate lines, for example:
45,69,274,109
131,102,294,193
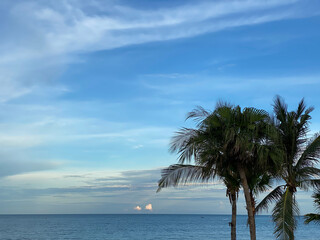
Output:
145,203,152,211
134,205,142,211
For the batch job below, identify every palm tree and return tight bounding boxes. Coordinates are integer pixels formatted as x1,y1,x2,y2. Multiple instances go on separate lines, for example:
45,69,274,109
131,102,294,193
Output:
157,106,240,240
304,190,320,224
214,105,280,240
256,96,320,240
158,104,279,240
158,164,240,240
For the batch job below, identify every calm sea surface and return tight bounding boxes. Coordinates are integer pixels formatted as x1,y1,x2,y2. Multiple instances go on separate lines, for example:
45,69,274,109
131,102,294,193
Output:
0,214,319,240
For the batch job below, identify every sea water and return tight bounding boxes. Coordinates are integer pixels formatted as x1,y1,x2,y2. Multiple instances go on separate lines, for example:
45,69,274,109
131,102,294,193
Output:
0,214,318,239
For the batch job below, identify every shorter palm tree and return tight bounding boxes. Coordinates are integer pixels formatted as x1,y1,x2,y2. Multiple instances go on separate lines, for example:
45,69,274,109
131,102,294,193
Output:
304,190,320,224
158,164,240,240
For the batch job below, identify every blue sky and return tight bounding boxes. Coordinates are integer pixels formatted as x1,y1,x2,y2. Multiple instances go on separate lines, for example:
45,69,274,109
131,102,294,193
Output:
0,0,320,214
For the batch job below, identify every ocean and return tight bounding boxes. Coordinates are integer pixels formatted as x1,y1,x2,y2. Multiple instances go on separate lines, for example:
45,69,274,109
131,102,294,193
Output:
0,214,318,239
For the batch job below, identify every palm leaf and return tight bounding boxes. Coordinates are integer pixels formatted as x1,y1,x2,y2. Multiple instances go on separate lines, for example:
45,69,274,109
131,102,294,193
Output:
295,134,320,169
272,95,288,124
256,185,284,213
186,106,211,124
304,190,320,224
170,128,202,163
157,164,215,192
300,179,320,190
313,191,320,210
272,188,299,240
304,213,320,224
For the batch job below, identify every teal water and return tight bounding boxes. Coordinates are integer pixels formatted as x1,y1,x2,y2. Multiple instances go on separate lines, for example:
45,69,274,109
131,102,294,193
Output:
0,214,318,239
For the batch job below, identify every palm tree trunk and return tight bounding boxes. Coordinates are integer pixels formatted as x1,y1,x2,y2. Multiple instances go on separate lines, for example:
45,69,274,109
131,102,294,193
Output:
250,191,256,219
238,165,256,240
231,190,237,240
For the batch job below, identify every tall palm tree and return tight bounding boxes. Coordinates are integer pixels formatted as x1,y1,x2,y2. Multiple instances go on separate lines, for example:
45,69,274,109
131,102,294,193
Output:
213,105,279,240
304,190,320,224
158,104,279,240
256,96,320,240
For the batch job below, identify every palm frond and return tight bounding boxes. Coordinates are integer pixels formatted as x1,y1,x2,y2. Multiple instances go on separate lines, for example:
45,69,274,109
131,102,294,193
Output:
295,100,313,143
186,106,211,123
304,213,320,224
313,191,320,210
247,171,272,197
243,107,269,120
300,179,320,190
296,167,320,178
170,128,202,163
157,164,215,192
295,134,320,169
256,185,284,214
272,95,288,124
304,190,320,224
296,98,307,118
295,168,320,191
272,188,299,240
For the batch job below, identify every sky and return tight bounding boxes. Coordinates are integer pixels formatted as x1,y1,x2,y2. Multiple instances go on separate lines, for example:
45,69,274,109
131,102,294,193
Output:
0,0,320,214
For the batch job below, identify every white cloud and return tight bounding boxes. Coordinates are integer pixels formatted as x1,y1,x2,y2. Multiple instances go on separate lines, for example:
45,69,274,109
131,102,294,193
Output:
145,203,152,211
134,205,141,211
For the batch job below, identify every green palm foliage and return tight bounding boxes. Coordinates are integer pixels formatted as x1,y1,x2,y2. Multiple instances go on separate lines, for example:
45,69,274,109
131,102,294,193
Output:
256,96,320,240
158,164,240,240
304,191,320,224
247,171,272,217
158,104,279,240
157,105,240,240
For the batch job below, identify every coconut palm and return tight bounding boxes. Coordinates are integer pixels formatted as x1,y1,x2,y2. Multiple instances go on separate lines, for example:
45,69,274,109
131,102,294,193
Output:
304,190,320,224
211,105,279,240
256,96,320,240
157,106,240,240
158,104,279,240
158,164,240,240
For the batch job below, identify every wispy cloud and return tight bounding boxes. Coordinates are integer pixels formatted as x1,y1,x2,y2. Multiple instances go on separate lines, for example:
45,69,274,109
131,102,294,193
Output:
140,74,320,96
0,119,173,149
0,154,61,178
0,0,316,101
5,0,303,59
